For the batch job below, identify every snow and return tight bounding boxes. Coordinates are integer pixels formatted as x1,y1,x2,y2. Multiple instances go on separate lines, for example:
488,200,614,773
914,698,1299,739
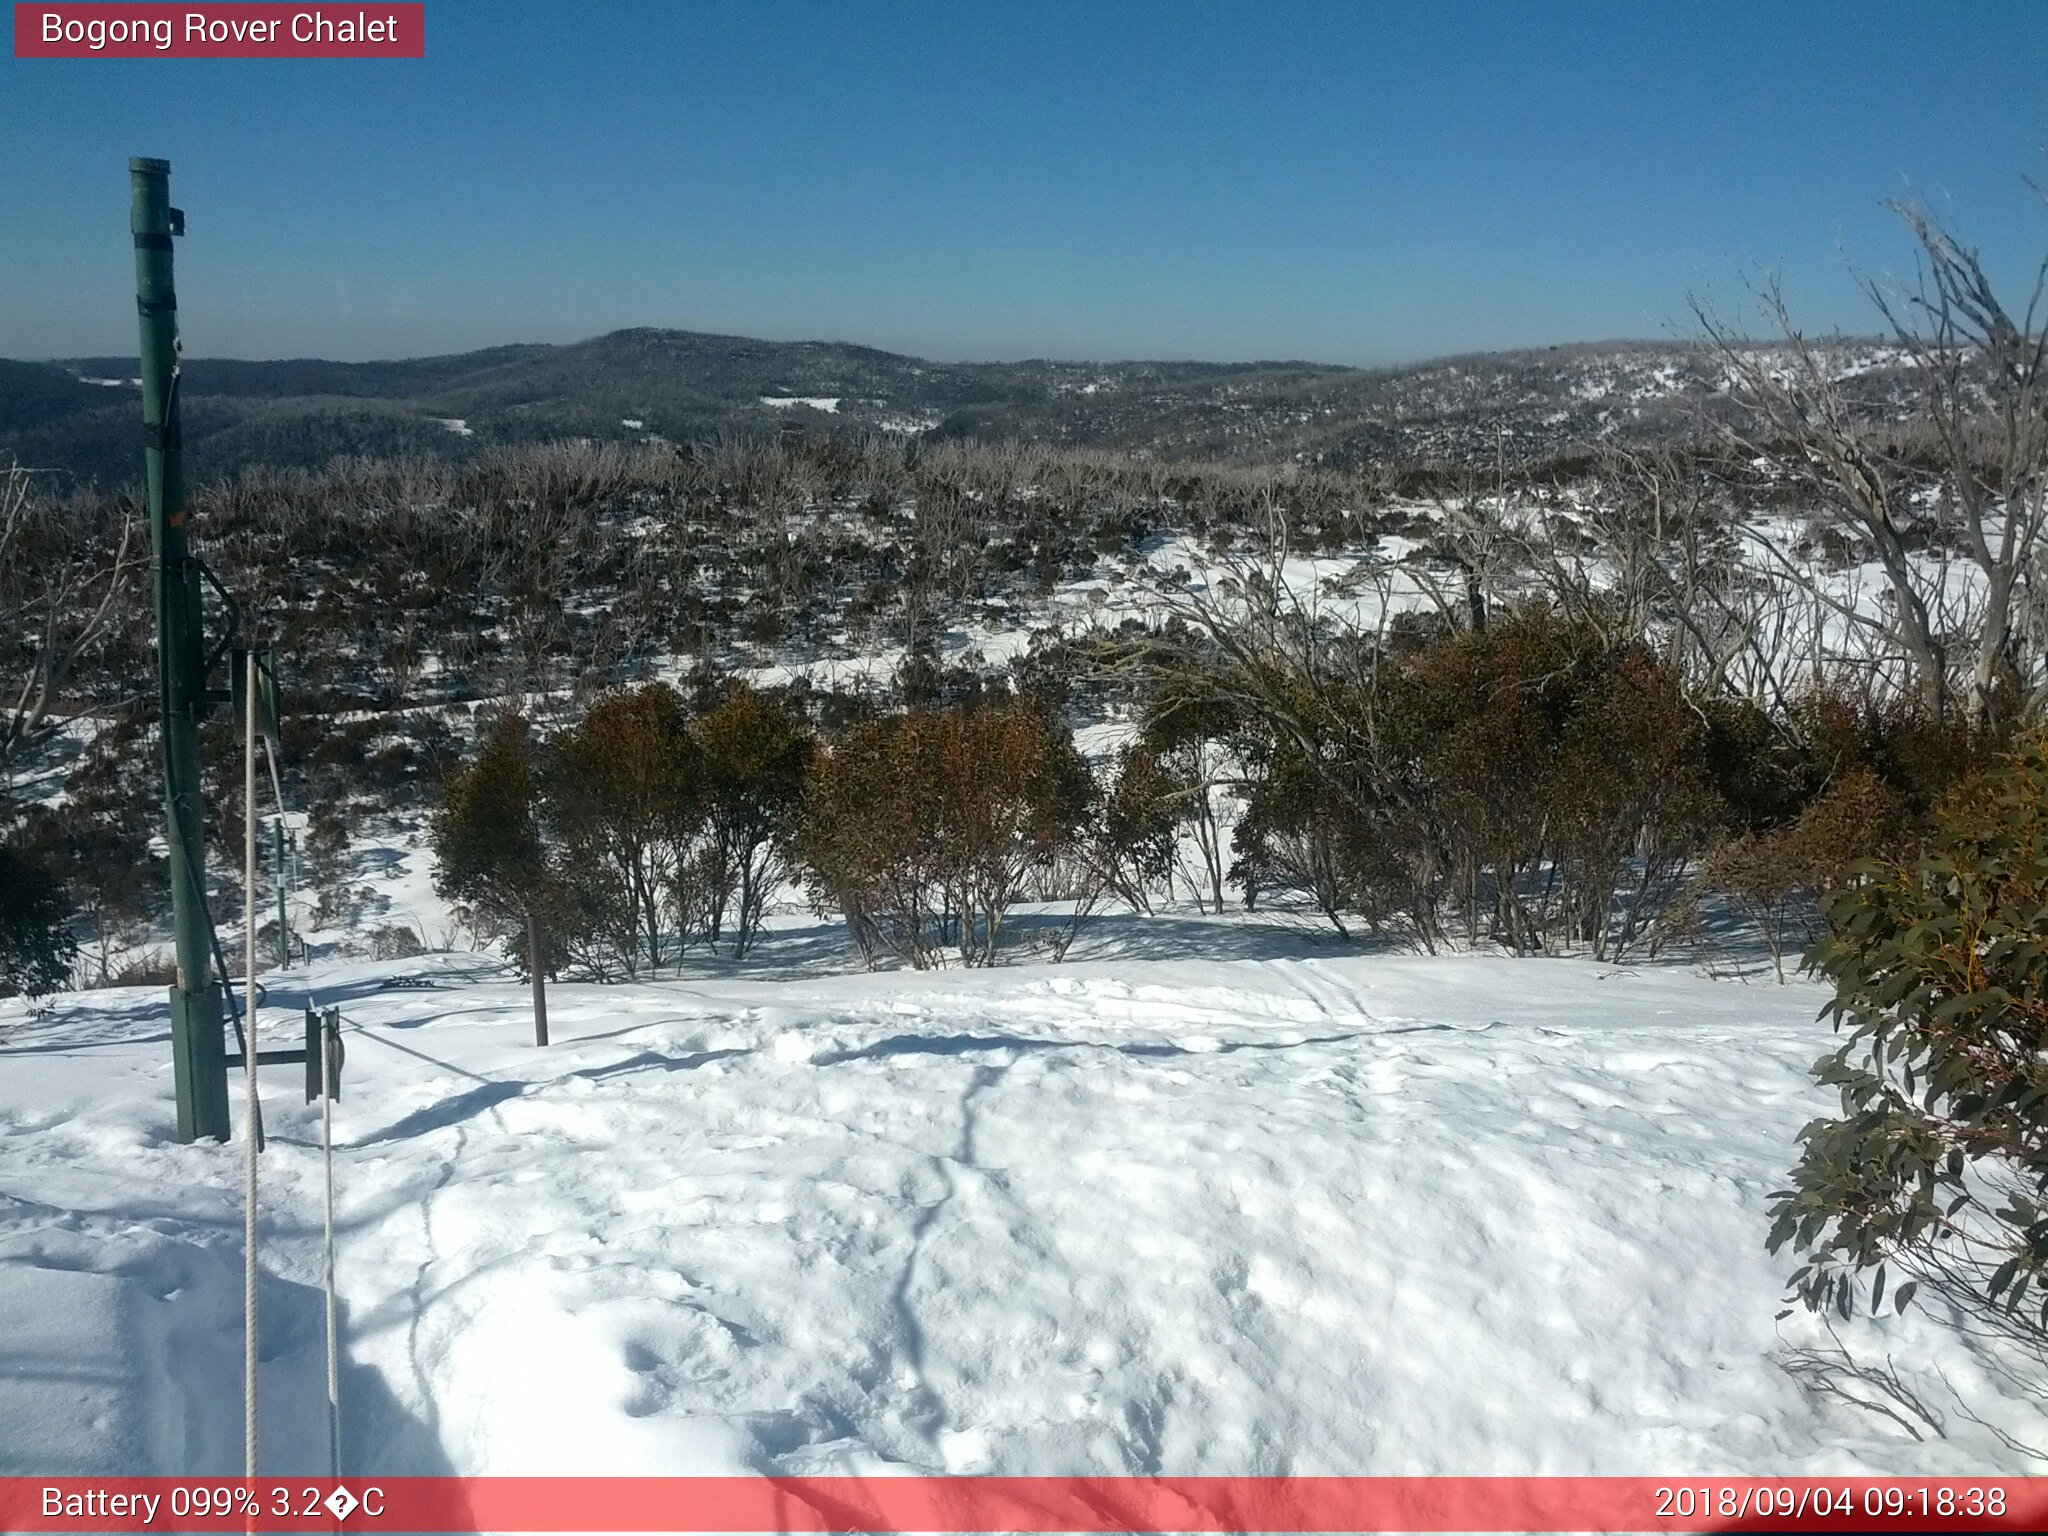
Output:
434,418,474,437
759,397,841,413
3,929,2043,1479
876,411,944,435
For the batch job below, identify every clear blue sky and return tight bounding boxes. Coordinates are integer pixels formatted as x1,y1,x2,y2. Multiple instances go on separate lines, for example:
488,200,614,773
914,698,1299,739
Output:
3,0,2045,364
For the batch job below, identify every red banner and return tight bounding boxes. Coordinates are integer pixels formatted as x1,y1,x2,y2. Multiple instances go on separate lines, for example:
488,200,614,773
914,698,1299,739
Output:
2,1476,2045,1533
13,4,423,58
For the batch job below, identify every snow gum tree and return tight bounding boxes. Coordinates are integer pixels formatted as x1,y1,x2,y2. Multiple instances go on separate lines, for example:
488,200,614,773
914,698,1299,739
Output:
803,697,1090,967
539,683,704,978
693,683,814,958
1769,735,2048,1370
429,710,556,1044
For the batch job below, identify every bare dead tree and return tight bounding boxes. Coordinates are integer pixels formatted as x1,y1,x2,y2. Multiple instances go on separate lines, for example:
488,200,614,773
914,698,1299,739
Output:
1693,288,1953,714
1536,448,1881,713
1412,469,1522,633
1694,191,2048,724
1,464,141,773
1869,196,2048,722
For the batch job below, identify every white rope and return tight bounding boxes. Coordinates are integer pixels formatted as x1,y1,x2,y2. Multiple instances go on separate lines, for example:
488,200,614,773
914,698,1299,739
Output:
242,650,261,1482
261,737,301,969
261,728,343,1477
262,733,286,838
323,1025,341,1477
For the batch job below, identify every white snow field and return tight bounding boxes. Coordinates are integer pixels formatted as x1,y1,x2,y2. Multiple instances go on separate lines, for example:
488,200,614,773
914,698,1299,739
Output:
2,927,2043,1482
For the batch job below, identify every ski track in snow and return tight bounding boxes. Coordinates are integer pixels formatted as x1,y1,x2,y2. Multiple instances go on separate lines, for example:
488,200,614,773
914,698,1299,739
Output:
2,943,2043,1478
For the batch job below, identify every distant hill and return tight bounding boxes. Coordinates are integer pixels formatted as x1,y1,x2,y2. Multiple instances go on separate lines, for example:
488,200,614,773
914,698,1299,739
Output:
0,327,1914,485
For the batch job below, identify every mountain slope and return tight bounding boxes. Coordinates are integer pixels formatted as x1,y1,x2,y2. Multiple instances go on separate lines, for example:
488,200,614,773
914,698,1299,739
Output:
2,328,1913,484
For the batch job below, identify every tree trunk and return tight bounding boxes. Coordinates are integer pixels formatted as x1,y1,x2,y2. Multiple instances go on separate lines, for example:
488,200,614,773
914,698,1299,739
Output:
1971,565,2017,729
527,909,550,1047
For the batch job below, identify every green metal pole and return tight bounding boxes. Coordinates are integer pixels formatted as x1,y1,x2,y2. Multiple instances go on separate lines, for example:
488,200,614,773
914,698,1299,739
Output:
134,157,230,1143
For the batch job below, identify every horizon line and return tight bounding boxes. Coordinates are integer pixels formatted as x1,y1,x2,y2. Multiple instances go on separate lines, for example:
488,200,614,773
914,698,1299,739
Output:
13,326,1873,375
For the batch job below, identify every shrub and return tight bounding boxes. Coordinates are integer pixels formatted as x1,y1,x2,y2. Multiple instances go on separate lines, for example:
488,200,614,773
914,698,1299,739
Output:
1704,768,1905,982
109,948,178,988
1790,688,2007,825
1050,744,1189,958
1542,644,1721,955
540,684,704,974
0,845,77,1000
1229,741,1404,939
1374,611,1716,955
803,697,1090,967
693,683,813,957
1085,745,1185,914
431,710,556,968
8,772,161,987
1699,697,1810,834
366,923,426,961
1141,606,1722,951
1702,687,2005,977
1767,735,2048,1366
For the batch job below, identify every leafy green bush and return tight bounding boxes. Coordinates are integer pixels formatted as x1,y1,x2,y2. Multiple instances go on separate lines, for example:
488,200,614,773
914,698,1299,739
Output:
0,844,78,1000
1768,735,2048,1364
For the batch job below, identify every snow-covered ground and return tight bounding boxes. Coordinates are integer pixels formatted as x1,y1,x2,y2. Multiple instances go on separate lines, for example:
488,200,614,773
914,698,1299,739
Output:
3,919,2042,1480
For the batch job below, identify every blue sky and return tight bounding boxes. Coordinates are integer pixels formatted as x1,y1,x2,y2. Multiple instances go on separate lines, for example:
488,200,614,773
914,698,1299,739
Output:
3,0,2045,364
